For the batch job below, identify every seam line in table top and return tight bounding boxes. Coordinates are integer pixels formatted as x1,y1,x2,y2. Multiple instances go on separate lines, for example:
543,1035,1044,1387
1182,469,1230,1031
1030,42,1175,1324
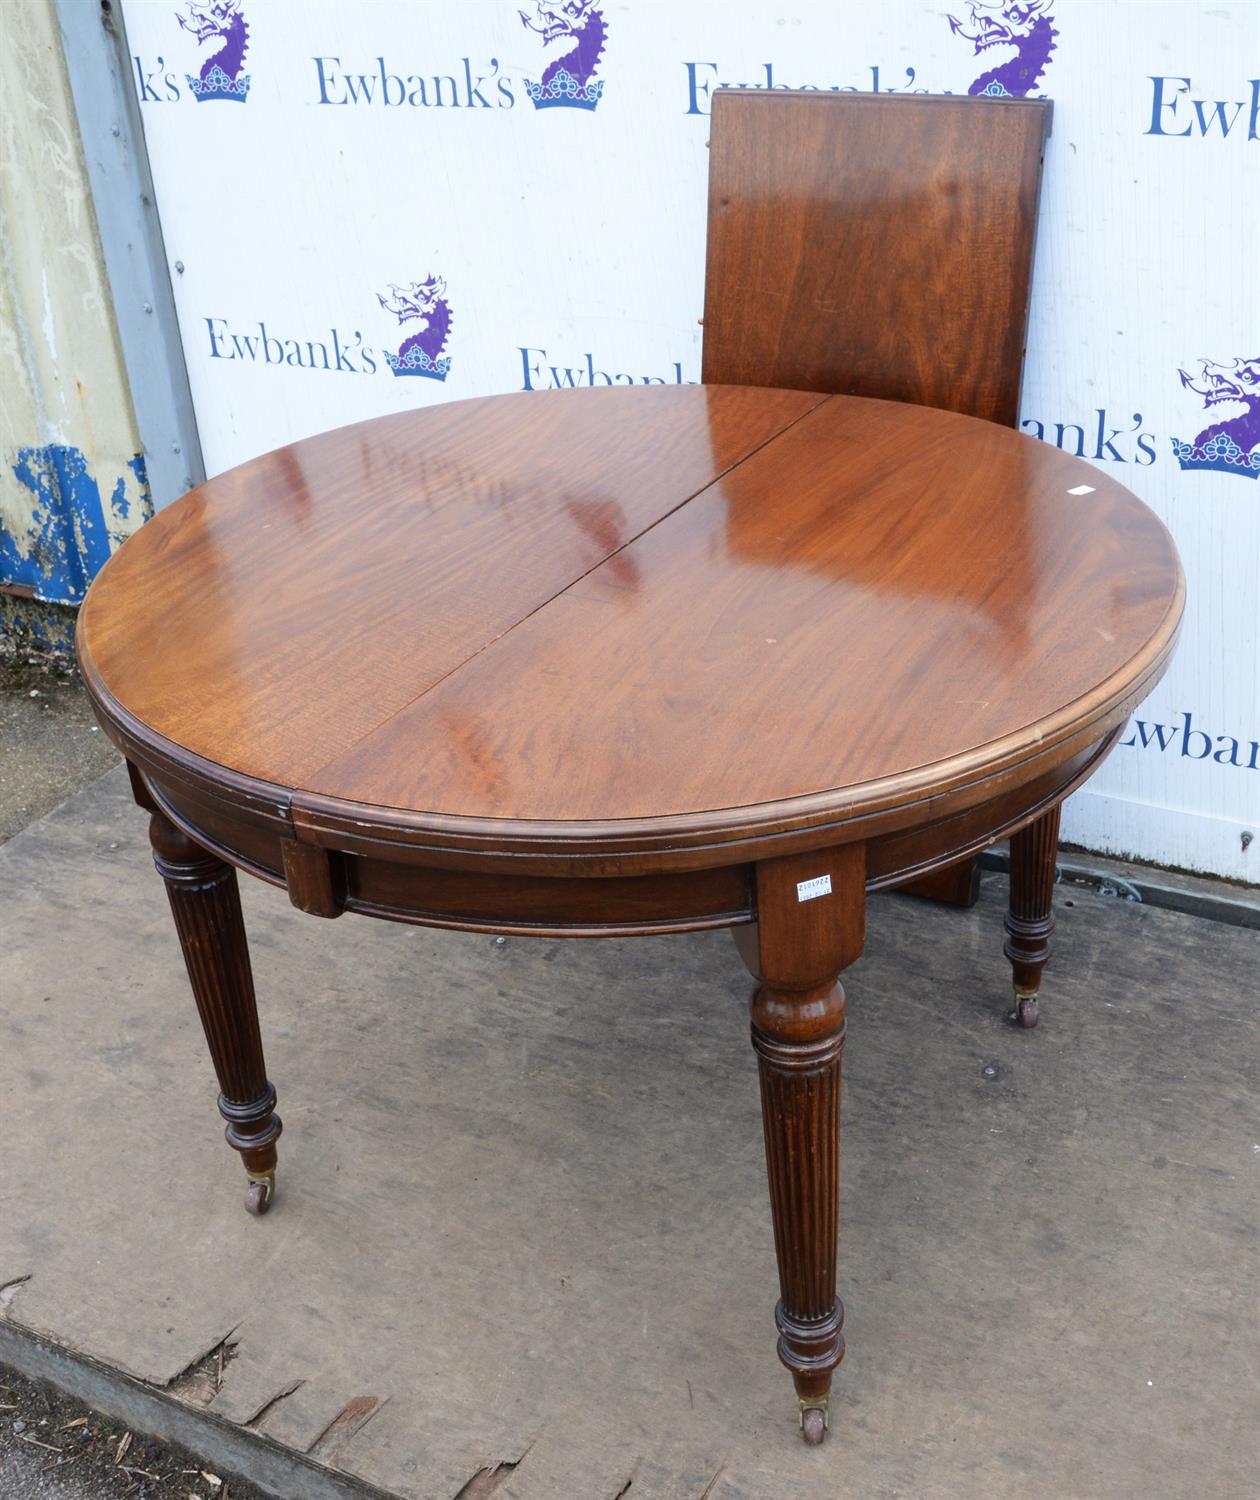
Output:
285,420,1184,830
295,390,833,795
86,507,1180,839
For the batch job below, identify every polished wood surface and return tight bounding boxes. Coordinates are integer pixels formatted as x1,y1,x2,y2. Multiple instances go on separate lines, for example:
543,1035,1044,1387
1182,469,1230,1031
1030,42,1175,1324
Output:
703,91,1051,912
80,389,1181,864
701,92,1051,426
80,385,819,786
734,844,866,1442
148,808,281,1215
78,384,1184,1446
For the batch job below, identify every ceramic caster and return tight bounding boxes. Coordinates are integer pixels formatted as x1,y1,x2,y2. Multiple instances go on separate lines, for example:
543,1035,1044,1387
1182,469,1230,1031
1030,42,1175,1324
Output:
1010,991,1040,1029
244,1173,275,1216
799,1402,828,1446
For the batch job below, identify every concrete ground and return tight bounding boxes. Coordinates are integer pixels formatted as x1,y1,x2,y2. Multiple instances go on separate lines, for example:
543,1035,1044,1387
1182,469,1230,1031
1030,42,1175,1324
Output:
0,636,119,846
0,765,1257,1500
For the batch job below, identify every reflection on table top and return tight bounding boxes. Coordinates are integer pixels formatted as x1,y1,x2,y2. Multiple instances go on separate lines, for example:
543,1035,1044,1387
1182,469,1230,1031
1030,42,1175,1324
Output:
79,385,1183,829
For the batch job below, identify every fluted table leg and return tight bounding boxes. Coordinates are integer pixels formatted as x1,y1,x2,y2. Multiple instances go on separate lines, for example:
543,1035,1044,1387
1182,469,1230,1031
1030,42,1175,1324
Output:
734,843,866,1445
1004,803,1063,1029
148,808,282,1214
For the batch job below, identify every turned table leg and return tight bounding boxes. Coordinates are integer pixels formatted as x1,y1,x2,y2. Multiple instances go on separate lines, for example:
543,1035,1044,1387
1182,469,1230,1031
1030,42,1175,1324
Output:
734,844,866,1445
148,807,282,1214
1004,803,1062,1029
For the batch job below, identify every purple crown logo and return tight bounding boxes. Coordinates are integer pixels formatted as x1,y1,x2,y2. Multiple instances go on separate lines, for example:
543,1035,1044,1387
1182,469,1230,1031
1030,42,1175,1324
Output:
177,0,252,102
1172,358,1260,479
378,275,453,381
520,0,608,111
947,0,1057,98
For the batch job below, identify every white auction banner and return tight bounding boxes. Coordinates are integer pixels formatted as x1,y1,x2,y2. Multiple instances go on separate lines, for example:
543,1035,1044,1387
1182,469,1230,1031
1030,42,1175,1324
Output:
118,0,1259,882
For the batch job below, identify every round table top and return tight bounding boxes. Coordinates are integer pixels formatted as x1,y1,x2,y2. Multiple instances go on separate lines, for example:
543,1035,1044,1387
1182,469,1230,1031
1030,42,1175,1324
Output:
79,385,1183,855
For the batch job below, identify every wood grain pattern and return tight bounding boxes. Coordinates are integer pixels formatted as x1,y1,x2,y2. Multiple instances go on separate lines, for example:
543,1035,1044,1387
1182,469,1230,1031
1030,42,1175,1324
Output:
299,396,1180,839
703,92,1050,910
80,388,1182,871
79,385,820,785
701,91,1051,426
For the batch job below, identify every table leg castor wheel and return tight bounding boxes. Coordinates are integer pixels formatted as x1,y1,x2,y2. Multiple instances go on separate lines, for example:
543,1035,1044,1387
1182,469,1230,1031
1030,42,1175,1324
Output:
244,1173,275,1216
799,1401,828,1445
1009,991,1040,1029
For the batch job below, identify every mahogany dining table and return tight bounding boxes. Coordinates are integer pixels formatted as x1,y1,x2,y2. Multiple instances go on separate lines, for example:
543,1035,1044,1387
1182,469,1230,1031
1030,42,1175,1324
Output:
77,384,1183,1445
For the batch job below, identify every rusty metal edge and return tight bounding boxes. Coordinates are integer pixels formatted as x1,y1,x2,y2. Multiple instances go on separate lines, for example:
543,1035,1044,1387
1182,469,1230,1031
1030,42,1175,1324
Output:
0,1319,400,1500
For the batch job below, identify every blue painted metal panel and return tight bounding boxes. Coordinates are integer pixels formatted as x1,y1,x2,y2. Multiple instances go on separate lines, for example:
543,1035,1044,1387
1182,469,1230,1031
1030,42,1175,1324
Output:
2,445,152,604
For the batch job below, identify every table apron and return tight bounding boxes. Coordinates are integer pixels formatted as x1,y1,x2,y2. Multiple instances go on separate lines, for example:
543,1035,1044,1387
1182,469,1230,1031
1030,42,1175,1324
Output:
865,729,1117,890
136,731,1116,940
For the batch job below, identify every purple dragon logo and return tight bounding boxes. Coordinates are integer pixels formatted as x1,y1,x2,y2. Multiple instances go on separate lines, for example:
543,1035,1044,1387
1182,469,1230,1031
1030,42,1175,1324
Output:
1172,358,1260,480
519,0,607,111
378,276,454,381
176,0,251,102
947,0,1057,98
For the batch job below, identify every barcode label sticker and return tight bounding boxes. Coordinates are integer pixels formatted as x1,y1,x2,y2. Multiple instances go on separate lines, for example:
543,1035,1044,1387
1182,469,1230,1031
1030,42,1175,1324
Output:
1067,484,1095,495
796,874,832,903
